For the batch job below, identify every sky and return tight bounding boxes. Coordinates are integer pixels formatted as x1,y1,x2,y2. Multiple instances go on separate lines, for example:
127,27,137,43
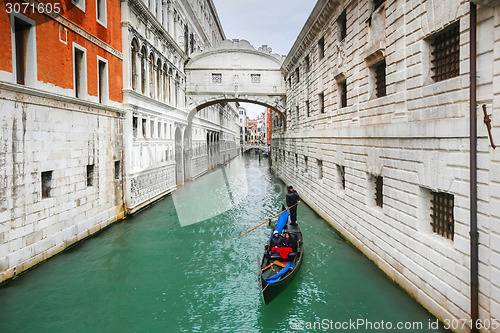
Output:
211,0,317,119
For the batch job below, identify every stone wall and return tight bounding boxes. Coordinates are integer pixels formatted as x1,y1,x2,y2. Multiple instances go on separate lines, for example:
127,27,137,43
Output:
0,83,125,283
273,0,500,331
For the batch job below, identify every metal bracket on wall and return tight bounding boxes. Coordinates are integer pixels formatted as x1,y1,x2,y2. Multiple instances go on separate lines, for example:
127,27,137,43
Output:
482,104,496,149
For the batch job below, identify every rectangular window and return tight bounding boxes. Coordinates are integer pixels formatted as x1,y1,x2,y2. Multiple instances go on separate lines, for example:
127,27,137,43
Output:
114,160,120,180
41,171,53,199
73,45,86,98
296,105,299,123
317,160,323,179
431,191,454,240
72,0,85,11
306,100,310,117
319,93,325,113
339,80,347,108
373,0,384,10
338,165,345,189
96,0,106,26
339,10,347,41
375,176,383,207
14,18,32,85
142,118,147,138
158,122,162,139
150,120,155,138
374,60,386,98
97,59,108,103
212,73,222,83
132,116,138,137
304,156,308,173
318,37,325,60
251,74,261,83
304,55,310,72
86,165,94,187
430,23,460,82
295,67,300,83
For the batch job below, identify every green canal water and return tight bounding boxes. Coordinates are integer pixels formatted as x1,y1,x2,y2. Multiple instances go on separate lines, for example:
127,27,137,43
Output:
0,155,450,333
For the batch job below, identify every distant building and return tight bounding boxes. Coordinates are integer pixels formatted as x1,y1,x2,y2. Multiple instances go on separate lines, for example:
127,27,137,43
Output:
238,106,247,144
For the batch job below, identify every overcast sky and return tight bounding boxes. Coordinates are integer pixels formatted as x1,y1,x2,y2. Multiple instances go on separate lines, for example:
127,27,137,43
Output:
211,0,317,119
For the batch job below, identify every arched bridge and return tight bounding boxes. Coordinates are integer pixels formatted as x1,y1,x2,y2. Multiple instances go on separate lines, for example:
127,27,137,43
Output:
242,143,269,153
184,39,287,121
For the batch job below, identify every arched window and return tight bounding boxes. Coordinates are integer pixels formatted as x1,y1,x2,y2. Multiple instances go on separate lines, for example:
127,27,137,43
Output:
168,68,173,105
141,46,147,94
156,58,162,101
149,53,155,98
131,39,139,91
175,73,180,107
163,64,168,103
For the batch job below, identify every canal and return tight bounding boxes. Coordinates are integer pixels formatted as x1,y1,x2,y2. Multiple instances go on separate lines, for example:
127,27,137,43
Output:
0,155,450,332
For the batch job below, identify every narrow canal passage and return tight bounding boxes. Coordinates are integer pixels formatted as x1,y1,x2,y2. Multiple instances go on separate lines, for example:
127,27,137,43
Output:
0,155,449,333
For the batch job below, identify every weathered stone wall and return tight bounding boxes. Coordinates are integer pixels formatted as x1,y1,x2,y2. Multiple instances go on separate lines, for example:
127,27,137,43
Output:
0,84,125,283
273,0,500,331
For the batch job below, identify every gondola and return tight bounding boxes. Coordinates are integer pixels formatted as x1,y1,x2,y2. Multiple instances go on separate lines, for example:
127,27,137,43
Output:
258,209,303,304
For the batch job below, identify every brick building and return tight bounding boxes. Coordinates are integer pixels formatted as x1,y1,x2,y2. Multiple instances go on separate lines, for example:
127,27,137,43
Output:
0,0,124,282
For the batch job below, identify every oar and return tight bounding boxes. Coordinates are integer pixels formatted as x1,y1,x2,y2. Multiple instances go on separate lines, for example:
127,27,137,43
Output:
227,202,299,241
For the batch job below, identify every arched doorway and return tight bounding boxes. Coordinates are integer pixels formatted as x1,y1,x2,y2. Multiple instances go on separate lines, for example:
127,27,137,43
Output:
175,126,183,185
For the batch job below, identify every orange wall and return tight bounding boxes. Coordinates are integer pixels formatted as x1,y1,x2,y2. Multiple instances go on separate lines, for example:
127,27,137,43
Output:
0,0,122,102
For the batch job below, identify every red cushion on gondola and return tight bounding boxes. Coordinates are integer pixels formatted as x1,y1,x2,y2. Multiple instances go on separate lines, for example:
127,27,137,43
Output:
271,246,293,259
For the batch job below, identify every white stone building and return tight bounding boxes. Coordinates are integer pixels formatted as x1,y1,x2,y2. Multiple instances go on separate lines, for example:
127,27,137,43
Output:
122,0,239,213
272,0,500,331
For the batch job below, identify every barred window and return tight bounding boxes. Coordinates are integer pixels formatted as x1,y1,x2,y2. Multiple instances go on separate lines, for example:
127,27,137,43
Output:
374,60,386,98
338,165,345,189
339,10,347,41
86,165,94,187
339,80,347,108
430,191,454,240
318,37,325,60
41,171,53,198
319,92,325,113
212,73,222,83
251,74,261,83
430,23,460,82
375,176,383,207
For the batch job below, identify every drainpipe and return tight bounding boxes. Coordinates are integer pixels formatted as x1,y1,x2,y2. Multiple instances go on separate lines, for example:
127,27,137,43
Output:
469,3,479,333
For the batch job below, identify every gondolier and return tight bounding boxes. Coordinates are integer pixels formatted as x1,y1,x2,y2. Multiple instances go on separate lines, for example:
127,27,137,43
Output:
286,186,300,225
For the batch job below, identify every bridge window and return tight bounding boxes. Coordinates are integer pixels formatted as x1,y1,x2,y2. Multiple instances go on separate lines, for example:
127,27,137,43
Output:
251,74,261,83
212,73,222,84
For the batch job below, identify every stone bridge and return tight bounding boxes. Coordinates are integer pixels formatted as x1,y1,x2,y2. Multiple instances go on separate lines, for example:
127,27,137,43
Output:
184,39,287,122
241,143,269,153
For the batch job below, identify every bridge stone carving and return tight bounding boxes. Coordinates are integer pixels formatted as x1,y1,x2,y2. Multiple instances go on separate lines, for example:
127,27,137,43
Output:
185,39,287,121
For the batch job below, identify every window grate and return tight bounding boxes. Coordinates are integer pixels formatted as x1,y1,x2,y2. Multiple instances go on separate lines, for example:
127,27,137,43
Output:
430,191,454,240
431,24,460,82
375,61,386,98
212,73,222,84
339,10,347,41
375,176,383,207
339,80,347,108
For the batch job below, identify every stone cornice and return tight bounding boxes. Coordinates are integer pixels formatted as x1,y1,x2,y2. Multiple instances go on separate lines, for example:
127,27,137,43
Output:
282,0,341,74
